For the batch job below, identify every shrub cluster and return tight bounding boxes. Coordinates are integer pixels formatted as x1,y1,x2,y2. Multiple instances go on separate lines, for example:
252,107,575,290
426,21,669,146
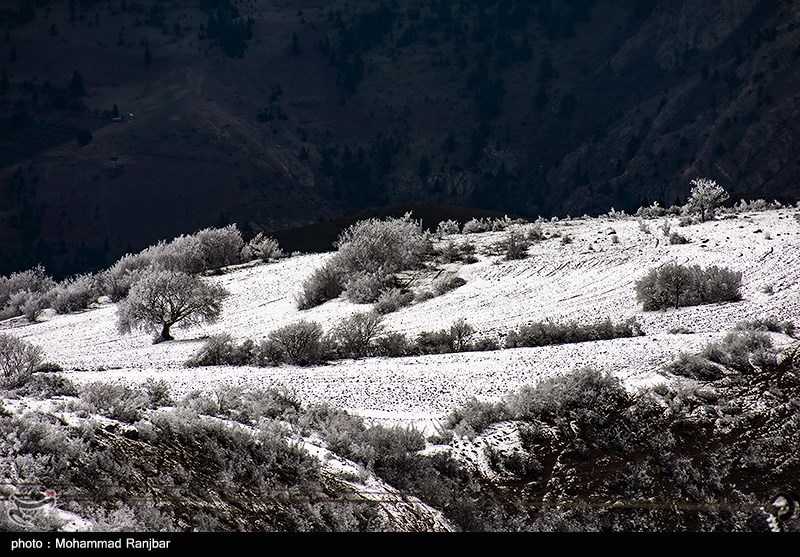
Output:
240,233,283,263
461,217,493,234
733,316,795,337
0,334,44,388
663,353,726,381
0,265,106,322
526,223,546,241
462,215,525,234
505,369,629,433
268,320,330,365
668,232,689,245
635,263,742,311
374,288,414,314
0,265,56,321
504,318,644,349
186,315,501,368
444,397,509,438
416,318,477,355
701,330,774,373
726,198,783,213
500,228,531,260
188,315,645,370
101,225,244,300
431,273,467,296
635,202,666,219
297,214,431,309
52,274,99,315
435,219,460,236
184,333,265,368
666,327,782,381
78,382,154,423
434,240,477,264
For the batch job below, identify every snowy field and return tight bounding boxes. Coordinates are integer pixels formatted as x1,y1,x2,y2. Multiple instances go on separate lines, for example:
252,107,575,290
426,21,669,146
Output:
3,209,800,429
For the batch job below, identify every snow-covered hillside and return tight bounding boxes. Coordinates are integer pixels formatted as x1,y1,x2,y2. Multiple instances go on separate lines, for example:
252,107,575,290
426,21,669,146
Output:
3,209,799,430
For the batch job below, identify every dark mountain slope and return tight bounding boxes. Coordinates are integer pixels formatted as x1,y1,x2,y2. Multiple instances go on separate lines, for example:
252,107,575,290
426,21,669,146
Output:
0,0,798,277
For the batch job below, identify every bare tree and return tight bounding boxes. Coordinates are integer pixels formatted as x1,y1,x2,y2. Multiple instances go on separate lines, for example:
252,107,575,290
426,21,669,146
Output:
117,270,228,341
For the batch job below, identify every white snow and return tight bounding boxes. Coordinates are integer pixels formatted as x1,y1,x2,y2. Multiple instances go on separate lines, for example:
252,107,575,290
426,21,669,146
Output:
3,209,799,429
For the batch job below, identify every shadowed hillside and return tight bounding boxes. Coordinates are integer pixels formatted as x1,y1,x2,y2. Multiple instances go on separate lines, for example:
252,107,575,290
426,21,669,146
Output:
1,0,798,279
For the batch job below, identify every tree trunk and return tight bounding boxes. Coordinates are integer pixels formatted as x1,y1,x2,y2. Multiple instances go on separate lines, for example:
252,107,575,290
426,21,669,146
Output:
161,324,173,341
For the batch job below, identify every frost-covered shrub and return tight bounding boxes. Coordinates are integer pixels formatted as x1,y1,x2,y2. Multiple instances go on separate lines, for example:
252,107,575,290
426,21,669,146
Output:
692,266,743,305
505,318,644,349
637,220,651,234
155,226,243,275
734,317,795,337
79,382,151,423
336,214,430,277
472,337,500,352
436,219,460,237
505,368,629,435
414,290,435,303
449,318,475,352
101,251,154,301
0,334,44,388
701,331,773,373
462,217,493,234
102,226,243,300
255,339,286,367
635,202,666,219
664,353,726,381
0,265,55,320
435,240,477,263
18,289,56,322
189,225,244,271
668,232,690,245
527,224,546,241
268,321,329,366
331,312,384,359
436,240,461,263
635,264,742,311
374,288,414,314
730,198,782,213
344,271,395,304
52,274,99,314
143,378,173,408
241,233,283,263
445,397,509,437
501,228,530,260
414,319,476,355
298,214,430,308
432,274,466,296
185,334,258,367
491,215,515,231
372,332,413,358
415,329,455,355
15,373,78,398
659,219,671,236
0,265,54,308
295,262,344,310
